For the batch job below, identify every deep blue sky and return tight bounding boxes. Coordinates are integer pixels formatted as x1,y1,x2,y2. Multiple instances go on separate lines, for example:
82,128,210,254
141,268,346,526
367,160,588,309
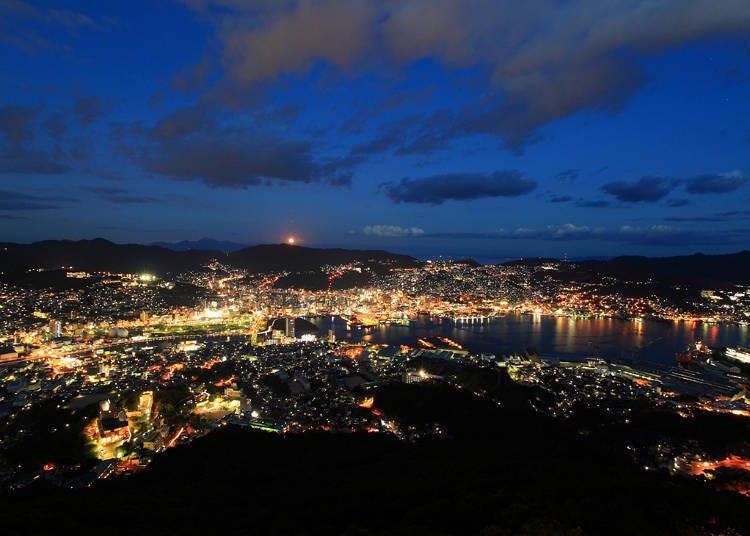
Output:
1,1,750,261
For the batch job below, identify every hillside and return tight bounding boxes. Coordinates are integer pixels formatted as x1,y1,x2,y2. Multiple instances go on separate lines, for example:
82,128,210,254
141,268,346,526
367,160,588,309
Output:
604,251,750,284
228,243,422,273
506,251,750,286
150,237,249,253
0,238,219,275
4,239,749,286
1,383,747,535
0,239,422,279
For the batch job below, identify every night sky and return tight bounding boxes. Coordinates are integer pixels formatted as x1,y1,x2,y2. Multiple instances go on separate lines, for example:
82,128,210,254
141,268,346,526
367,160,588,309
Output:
2,1,750,261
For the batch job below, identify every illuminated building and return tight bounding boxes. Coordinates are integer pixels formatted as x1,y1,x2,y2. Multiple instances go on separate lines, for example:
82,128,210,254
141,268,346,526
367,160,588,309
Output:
285,317,295,339
403,370,425,384
142,433,165,452
0,346,18,363
138,391,154,417
49,319,61,338
403,369,444,384
97,400,132,444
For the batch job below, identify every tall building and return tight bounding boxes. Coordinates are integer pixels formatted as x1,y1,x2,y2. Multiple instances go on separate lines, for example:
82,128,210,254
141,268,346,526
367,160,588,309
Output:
285,317,295,339
49,319,61,338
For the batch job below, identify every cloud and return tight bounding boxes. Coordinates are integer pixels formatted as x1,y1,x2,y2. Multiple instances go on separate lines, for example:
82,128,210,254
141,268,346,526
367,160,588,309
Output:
172,57,214,93
0,189,64,210
422,223,748,247
325,171,353,187
349,112,453,158
0,105,73,174
221,0,376,86
123,101,354,189
184,0,750,149
684,171,748,194
341,88,435,135
351,122,407,156
555,169,579,183
43,114,68,140
717,210,750,218
381,170,537,204
664,216,724,222
45,9,97,29
456,56,647,149
0,147,69,174
72,96,110,125
602,176,675,203
599,171,748,204
0,105,37,145
133,134,322,188
511,223,595,240
0,1,99,53
363,225,425,237
394,113,453,156
81,185,160,204
550,195,572,203
575,199,611,208
664,210,750,222
0,1,97,28
148,104,216,141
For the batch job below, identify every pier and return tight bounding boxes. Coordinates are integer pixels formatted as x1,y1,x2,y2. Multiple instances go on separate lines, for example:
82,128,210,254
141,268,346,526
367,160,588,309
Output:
447,315,492,324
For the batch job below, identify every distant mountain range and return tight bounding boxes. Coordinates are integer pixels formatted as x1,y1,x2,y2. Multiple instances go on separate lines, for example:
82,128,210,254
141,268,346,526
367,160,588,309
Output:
508,251,750,286
150,238,249,253
0,238,216,275
2,239,750,286
228,243,419,273
0,238,421,275
601,252,750,284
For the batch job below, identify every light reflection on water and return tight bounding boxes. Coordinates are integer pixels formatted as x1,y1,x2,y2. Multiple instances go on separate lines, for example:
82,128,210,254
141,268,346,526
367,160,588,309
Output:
310,314,750,367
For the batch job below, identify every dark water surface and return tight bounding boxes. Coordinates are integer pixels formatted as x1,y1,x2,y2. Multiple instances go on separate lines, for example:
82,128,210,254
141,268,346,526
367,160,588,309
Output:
310,314,750,367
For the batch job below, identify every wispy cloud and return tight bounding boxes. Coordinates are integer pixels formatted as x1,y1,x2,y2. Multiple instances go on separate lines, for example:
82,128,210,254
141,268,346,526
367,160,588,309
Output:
362,225,425,237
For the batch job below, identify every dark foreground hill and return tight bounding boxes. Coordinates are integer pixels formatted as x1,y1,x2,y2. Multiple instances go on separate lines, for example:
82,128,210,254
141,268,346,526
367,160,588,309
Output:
2,383,747,535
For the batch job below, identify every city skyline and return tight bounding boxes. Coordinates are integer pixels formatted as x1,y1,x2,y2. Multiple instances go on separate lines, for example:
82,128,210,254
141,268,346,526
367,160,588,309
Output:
2,1,750,261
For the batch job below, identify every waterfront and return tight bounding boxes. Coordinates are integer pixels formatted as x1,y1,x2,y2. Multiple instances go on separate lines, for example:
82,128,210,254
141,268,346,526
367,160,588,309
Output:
312,314,750,367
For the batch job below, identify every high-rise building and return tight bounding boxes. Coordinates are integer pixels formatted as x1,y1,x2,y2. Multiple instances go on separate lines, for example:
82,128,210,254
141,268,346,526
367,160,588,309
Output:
285,317,295,339
49,319,61,338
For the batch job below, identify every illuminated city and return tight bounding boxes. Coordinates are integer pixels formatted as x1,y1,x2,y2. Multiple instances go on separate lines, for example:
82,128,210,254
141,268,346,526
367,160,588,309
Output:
0,242,749,532
2,1,750,533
